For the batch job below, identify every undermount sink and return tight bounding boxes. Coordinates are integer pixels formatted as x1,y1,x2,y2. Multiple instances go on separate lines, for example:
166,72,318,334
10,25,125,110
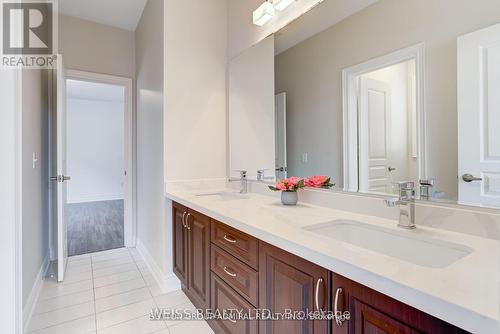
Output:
304,220,473,268
193,190,248,200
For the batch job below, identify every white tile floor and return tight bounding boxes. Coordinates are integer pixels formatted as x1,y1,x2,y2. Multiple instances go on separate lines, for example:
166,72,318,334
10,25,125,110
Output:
26,248,214,334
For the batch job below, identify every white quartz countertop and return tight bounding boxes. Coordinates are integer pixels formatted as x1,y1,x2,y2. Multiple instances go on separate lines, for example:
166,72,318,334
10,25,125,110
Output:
165,185,500,333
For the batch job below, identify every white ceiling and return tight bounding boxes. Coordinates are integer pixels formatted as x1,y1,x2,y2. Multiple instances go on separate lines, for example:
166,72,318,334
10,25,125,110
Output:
67,80,125,102
275,0,379,55
59,0,147,31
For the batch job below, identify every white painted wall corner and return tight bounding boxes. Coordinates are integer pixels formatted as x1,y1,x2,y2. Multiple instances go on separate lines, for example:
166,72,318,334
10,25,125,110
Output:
135,239,180,294
23,255,49,332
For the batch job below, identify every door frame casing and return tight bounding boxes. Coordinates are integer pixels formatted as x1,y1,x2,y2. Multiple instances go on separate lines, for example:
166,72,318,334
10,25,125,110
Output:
342,43,427,192
56,69,136,248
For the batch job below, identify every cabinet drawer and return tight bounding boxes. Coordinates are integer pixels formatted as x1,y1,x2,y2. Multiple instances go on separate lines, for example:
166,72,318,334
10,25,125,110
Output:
211,274,258,334
211,245,258,306
211,220,258,269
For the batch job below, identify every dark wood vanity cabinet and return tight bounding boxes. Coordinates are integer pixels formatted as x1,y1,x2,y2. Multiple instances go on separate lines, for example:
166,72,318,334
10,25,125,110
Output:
172,203,211,309
172,202,470,334
331,274,469,334
259,242,329,334
172,202,188,286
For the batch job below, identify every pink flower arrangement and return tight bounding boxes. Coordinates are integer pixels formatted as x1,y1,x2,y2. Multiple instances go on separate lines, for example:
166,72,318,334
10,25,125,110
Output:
304,175,335,189
269,176,305,192
269,175,335,192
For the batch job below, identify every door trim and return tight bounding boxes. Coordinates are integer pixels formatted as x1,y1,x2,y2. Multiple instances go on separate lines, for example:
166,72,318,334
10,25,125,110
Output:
63,69,136,248
342,43,427,192
15,68,24,334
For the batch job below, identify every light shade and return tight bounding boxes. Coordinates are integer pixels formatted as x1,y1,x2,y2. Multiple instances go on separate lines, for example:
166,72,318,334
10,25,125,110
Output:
273,0,295,11
253,1,275,26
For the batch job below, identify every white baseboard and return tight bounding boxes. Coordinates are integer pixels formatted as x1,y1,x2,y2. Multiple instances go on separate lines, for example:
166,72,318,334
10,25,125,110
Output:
135,239,181,293
23,255,49,331
67,194,124,204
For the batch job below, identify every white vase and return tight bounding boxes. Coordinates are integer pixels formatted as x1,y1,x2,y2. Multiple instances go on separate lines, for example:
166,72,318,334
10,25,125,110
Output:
281,191,298,205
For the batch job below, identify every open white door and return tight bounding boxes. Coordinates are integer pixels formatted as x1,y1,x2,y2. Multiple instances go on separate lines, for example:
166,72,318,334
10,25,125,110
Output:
275,93,287,180
358,77,392,194
54,56,69,281
458,23,500,208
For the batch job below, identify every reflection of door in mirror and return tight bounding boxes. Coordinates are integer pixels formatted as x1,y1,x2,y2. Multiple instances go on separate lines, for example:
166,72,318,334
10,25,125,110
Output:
275,92,287,180
357,60,418,196
458,23,500,207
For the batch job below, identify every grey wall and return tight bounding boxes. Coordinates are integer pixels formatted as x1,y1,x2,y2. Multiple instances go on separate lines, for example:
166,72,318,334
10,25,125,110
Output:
59,15,135,78
135,0,168,273
21,70,49,307
275,0,500,199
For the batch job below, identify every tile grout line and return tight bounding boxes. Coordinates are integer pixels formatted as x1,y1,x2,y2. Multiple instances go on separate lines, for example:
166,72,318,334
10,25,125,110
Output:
128,248,171,332
91,255,98,334
87,248,159,332
30,249,174,334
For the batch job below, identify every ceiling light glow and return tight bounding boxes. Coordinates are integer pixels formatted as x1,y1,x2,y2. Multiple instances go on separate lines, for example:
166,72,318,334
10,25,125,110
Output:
253,1,275,26
273,0,295,11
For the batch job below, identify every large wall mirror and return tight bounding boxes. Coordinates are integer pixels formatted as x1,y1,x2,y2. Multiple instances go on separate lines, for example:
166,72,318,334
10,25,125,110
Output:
228,0,500,209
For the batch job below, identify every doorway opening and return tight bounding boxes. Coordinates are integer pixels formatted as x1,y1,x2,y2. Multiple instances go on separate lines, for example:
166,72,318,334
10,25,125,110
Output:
343,44,426,195
57,70,134,258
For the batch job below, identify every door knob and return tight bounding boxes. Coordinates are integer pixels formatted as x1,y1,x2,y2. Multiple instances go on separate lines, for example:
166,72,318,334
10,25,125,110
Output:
388,166,396,172
462,173,482,183
49,175,71,182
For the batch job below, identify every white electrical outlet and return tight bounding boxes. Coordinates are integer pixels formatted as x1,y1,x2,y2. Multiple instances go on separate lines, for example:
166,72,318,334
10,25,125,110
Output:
301,153,308,163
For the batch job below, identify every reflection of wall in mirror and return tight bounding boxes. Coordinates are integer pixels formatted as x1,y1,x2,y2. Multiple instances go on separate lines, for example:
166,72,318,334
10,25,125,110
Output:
275,0,500,200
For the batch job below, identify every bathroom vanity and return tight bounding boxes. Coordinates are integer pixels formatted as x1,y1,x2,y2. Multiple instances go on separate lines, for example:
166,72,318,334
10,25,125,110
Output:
167,185,498,334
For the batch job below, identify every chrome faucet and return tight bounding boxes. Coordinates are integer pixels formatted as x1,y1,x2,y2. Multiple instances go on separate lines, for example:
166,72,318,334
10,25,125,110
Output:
256,169,275,182
385,181,416,229
237,170,248,194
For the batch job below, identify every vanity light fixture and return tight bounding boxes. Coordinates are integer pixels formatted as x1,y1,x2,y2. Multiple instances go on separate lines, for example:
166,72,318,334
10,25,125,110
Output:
253,1,275,26
273,0,295,11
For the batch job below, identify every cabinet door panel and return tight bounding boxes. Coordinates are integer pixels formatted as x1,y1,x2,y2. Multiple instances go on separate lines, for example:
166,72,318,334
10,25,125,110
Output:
211,274,257,334
172,202,187,286
352,298,421,334
332,274,470,334
187,210,211,309
259,242,329,334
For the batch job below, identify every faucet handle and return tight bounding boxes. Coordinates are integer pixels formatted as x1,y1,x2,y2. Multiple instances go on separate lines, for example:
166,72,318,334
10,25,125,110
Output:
394,181,415,190
233,170,247,178
384,198,400,207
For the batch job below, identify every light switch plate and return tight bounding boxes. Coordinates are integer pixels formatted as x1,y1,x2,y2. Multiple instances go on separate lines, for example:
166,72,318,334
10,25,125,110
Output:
32,152,38,169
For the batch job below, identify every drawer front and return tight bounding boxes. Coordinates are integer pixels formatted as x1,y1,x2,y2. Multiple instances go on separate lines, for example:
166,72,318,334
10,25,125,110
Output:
211,274,258,334
211,245,258,306
211,220,258,269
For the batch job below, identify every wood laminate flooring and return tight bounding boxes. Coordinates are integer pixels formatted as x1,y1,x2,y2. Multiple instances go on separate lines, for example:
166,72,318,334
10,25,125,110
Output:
66,200,124,256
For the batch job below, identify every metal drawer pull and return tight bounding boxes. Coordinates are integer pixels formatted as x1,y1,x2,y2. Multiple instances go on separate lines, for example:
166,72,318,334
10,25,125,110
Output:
223,266,237,277
223,234,237,243
182,212,187,228
315,278,323,312
186,213,191,230
334,287,344,326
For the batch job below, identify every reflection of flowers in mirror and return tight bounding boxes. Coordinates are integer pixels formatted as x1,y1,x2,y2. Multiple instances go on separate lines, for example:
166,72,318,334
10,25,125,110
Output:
305,176,335,189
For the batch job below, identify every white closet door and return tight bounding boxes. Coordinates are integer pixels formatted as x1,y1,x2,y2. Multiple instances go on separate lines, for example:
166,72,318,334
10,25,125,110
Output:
359,77,392,194
458,23,500,207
